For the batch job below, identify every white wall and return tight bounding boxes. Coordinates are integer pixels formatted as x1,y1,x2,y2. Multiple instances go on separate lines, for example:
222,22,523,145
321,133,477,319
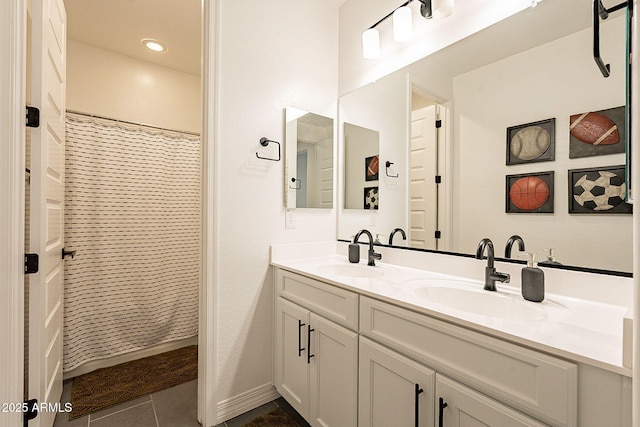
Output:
214,0,339,420
453,16,631,271
338,0,531,95
66,40,201,133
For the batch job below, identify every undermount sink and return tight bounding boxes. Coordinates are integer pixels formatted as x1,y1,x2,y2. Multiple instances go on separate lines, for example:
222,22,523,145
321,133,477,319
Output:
414,284,548,321
321,263,387,278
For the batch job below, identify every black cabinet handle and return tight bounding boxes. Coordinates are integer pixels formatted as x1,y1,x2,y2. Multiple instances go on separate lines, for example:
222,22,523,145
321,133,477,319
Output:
307,325,315,364
414,384,424,427
438,397,448,427
298,320,305,357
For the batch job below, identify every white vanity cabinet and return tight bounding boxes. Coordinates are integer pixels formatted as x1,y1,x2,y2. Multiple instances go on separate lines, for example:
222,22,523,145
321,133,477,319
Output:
360,296,578,427
274,269,358,427
273,266,630,427
358,336,546,427
359,337,436,427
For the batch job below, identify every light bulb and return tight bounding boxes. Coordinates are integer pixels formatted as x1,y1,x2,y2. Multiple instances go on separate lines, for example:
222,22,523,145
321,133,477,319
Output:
142,38,167,52
432,0,454,19
393,6,413,42
362,28,380,59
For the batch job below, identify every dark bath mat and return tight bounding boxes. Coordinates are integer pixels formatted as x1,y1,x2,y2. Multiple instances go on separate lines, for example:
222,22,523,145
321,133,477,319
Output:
69,345,197,419
242,407,305,427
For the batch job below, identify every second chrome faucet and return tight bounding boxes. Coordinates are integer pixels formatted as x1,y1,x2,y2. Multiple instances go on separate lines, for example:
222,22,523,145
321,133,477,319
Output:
476,238,510,291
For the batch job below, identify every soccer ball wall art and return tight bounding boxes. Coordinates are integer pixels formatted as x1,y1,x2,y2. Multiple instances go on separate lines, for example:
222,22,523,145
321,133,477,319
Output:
569,166,632,214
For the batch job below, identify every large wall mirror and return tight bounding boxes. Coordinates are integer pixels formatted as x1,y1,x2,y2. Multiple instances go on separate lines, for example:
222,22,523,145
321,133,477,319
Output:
285,107,334,209
338,0,632,274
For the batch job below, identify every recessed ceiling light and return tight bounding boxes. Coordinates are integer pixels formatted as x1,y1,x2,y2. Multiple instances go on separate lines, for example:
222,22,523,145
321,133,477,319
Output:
142,38,167,53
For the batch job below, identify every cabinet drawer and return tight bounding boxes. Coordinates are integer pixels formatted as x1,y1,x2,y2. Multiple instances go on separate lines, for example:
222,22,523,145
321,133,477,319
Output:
276,268,358,330
437,375,547,427
360,297,577,427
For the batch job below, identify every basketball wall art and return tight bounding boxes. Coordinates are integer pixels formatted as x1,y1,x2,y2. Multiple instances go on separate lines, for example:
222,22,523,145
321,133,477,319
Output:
364,186,379,210
506,172,554,213
569,106,625,158
506,119,555,165
365,155,379,181
569,166,632,214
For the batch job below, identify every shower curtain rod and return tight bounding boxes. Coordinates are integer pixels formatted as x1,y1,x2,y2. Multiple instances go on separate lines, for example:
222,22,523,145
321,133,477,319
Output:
66,109,201,137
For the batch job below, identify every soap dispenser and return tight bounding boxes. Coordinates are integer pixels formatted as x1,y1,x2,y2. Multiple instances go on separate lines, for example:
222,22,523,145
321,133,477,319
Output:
521,253,544,302
541,248,562,265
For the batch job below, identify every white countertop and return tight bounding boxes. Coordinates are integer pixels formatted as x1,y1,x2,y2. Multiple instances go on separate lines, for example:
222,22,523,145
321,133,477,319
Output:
271,248,631,377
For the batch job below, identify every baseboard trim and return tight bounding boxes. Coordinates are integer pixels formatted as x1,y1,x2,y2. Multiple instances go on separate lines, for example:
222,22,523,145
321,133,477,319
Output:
63,336,198,379
217,383,280,424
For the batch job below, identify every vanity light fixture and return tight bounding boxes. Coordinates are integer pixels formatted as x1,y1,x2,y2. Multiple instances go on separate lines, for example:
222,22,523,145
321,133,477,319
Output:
393,6,413,42
362,28,381,59
142,38,167,53
362,0,454,59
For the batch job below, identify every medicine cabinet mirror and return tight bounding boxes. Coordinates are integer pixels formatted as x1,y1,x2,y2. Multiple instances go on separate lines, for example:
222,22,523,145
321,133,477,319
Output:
285,107,334,209
338,0,632,274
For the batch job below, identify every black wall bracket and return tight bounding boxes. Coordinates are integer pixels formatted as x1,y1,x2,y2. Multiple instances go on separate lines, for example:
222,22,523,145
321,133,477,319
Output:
593,0,628,78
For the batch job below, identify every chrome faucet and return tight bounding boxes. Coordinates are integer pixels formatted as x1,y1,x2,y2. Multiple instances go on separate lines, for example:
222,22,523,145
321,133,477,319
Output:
388,228,407,245
476,238,510,291
504,235,526,258
352,229,382,266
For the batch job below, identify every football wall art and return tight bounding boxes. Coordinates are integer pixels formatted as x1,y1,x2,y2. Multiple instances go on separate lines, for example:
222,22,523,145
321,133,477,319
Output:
569,106,625,158
365,155,379,181
506,172,554,213
568,166,632,214
364,186,379,210
506,119,555,165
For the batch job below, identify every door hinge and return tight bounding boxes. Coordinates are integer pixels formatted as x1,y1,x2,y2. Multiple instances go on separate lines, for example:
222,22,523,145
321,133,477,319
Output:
24,254,39,274
435,175,442,184
23,399,38,426
435,230,442,239
435,119,442,128
26,106,40,128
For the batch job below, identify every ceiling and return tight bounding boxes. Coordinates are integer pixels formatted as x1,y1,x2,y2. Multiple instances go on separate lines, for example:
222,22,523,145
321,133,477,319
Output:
64,0,201,76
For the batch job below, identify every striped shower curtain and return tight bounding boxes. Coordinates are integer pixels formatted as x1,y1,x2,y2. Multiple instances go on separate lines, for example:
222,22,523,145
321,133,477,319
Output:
63,112,200,372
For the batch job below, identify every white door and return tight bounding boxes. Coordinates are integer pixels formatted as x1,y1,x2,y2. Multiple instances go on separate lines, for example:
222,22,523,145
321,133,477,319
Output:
309,313,358,427
410,105,438,250
274,298,310,419
359,337,436,427
436,375,546,427
318,139,334,208
28,0,66,425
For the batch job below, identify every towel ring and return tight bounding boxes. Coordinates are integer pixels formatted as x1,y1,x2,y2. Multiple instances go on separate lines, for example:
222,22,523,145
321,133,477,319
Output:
385,161,399,178
289,177,302,190
256,137,281,161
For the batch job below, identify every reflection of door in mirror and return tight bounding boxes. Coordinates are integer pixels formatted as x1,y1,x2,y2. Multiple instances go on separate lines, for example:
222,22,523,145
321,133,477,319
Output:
344,123,380,210
410,92,441,250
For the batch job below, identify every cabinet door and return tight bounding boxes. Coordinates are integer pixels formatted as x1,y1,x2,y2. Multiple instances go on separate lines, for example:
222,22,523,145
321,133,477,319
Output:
436,375,546,427
359,337,436,427
275,297,310,419
309,313,358,427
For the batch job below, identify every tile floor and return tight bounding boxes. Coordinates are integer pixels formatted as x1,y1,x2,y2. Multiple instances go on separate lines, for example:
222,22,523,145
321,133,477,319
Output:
53,379,309,427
